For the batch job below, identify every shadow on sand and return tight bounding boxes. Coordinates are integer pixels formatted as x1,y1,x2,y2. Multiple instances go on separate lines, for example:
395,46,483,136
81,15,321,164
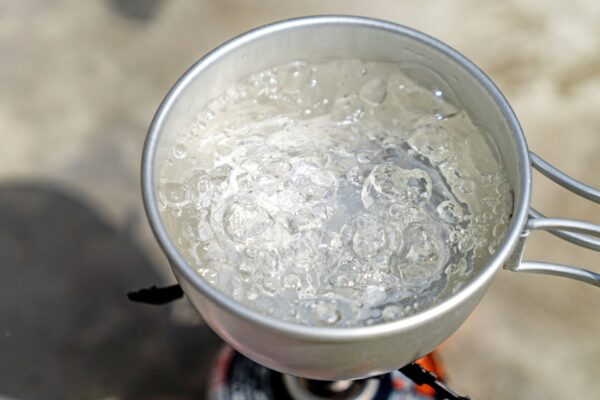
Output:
0,184,221,400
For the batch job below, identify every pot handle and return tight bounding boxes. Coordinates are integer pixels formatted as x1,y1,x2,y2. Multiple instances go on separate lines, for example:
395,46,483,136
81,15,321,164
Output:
504,152,600,287
530,152,600,202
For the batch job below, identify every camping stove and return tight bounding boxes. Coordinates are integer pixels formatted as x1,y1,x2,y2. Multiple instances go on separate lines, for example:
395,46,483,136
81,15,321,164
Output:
207,346,451,400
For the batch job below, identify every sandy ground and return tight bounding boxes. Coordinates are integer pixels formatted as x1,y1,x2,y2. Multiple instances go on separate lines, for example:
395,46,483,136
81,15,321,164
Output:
1,1,599,398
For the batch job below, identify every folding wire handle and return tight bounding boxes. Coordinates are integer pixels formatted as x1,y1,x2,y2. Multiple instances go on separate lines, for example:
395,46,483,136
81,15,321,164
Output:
505,152,600,287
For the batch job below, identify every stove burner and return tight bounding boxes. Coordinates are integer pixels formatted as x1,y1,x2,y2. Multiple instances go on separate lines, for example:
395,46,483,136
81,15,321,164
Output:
282,375,380,400
205,346,468,400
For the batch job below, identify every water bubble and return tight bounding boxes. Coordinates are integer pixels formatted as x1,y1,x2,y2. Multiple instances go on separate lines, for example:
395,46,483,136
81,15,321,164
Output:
356,152,373,164
224,201,273,242
350,218,387,260
488,241,498,255
390,223,448,285
298,150,329,170
346,166,364,186
311,170,338,187
282,273,302,290
330,272,356,288
456,258,468,273
360,286,387,305
159,182,189,206
260,160,291,180
408,124,455,164
197,267,218,285
332,94,364,124
328,233,343,250
495,180,511,194
172,143,187,159
361,270,385,285
361,164,402,209
444,263,458,275
359,78,387,106
196,241,227,262
459,179,475,193
289,208,320,232
448,230,462,243
361,164,432,209
300,184,333,202
492,201,505,215
280,61,311,92
181,215,202,241
382,305,404,321
238,260,256,275
492,223,505,238
311,301,340,325
236,172,258,193
493,192,513,216
458,232,474,253
436,200,464,224
245,245,259,258
388,69,458,117
256,248,279,275
195,219,214,241
262,276,280,292
406,234,442,268
188,171,213,209
211,164,233,182
405,170,433,207
388,204,403,219
293,230,322,261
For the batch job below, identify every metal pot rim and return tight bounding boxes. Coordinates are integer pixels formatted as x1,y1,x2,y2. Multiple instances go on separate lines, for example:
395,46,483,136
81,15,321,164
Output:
141,15,531,341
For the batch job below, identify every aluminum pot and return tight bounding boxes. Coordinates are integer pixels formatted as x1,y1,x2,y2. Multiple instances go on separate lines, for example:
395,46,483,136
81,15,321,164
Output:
142,16,600,380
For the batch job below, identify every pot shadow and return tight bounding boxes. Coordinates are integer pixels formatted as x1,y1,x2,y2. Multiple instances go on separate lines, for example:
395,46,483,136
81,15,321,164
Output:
0,183,222,400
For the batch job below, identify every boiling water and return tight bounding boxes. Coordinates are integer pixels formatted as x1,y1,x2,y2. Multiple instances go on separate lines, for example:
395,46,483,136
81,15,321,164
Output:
158,59,513,327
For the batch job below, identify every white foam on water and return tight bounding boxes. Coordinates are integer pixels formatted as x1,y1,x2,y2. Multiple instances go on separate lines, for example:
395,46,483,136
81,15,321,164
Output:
158,59,513,327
